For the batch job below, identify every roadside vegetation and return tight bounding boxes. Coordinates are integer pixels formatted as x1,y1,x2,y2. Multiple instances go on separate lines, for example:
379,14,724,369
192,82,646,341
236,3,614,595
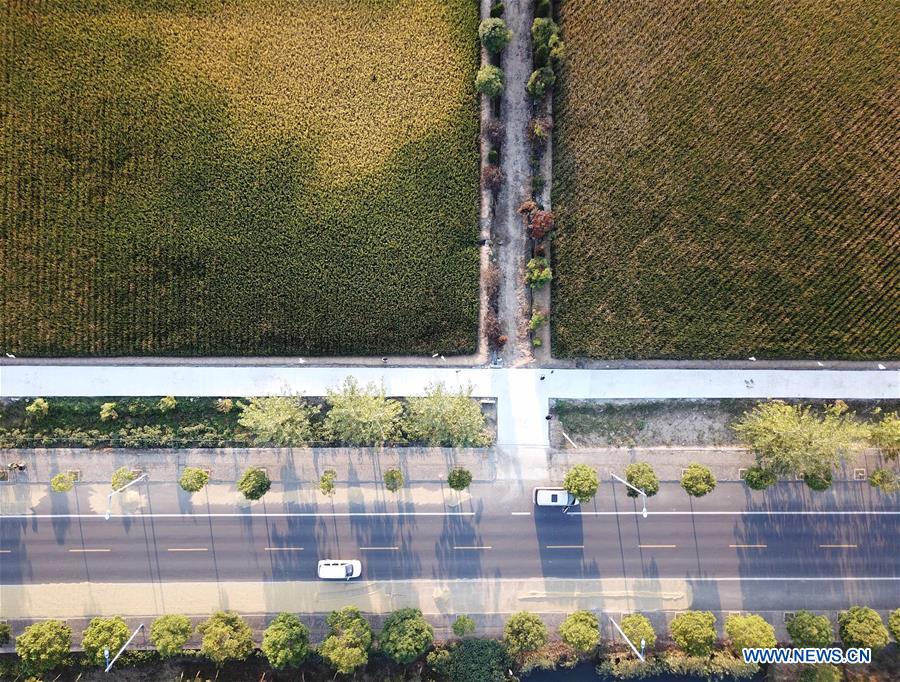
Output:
0,0,480,357
5,605,897,680
552,0,898,359
0,383,493,448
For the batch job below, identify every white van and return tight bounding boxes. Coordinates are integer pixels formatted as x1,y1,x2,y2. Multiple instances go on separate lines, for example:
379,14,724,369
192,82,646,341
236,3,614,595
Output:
317,559,362,581
533,487,579,507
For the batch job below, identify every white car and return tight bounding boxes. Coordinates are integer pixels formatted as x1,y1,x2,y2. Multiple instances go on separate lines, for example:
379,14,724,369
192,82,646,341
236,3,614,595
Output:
317,559,362,581
533,487,579,507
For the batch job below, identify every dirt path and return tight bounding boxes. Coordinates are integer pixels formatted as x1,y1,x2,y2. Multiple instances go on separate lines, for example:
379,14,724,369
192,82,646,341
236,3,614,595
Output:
495,0,533,366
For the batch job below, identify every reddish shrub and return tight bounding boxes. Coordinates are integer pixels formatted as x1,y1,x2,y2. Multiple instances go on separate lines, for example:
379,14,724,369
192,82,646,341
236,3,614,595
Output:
530,210,555,239
529,116,553,148
485,309,503,349
498,335,508,346
517,199,538,218
482,165,503,193
484,119,506,146
484,263,501,307
534,243,546,256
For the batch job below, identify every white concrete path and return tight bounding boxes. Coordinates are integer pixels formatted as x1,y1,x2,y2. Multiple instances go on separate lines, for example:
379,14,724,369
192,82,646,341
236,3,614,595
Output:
1,366,897,447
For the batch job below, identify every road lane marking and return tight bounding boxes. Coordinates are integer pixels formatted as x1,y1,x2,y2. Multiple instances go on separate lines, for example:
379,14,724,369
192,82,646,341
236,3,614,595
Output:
264,547,304,552
68,548,110,553
0,549,11,554
546,544,584,549
453,545,492,550
639,544,677,548
511,511,531,516
2,511,479,519
819,544,857,549
730,544,768,548
360,546,399,551
167,548,208,553
569,511,900,516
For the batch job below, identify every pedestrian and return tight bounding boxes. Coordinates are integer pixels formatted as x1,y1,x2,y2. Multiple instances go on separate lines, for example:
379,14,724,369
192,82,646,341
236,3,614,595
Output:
382,357,388,363
545,414,552,421
540,374,545,380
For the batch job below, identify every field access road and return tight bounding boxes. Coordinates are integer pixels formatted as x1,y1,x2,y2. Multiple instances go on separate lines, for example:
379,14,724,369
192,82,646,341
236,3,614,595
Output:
1,366,897,450
2,481,897,612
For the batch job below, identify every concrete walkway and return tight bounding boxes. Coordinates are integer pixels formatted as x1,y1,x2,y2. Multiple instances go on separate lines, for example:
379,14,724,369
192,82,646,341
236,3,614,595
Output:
1,366,897,450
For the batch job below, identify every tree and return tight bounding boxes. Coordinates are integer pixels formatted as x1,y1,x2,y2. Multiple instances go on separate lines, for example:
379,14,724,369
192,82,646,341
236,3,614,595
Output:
888,608,900,642
51,471,75,493
150,614,193,658
869,468,899,493
25,398,49,420
380,608,434,664
680,463,716,497
237,466,271,500
559,611,599,653
448,638,509,682
743,466,777,491
482,165,503,193
238,396,317,446
16,620,72,675
564,464,599,503
319,607,372,675
669,611,717,658
503,611,547,655
786,611,833,648
479,18,512,54
319,469,337,496
82,616,129,666
529,210,555,239
525,257,552,287
427,646,452,676
531,18,560,51
262,613,310,670
158,396,177,412
838,606,889,650
453,615,477,637
405,383,490,447
475,65,504,98
100,401,119,421
0,622,11,645
621,613,656,650
448,468,474,491
179,467,209,493
526,66,556,99
198,611,254,666
869,411,899,459
323,377,403,445
111,466,137,491
624,462,659,497
799,664,842,682
724,614,776,654
802,469,833,492
384,468,404,492
732,400,868,478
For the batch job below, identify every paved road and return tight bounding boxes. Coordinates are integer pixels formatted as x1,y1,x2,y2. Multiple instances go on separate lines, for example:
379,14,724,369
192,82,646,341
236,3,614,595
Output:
3,482,897,591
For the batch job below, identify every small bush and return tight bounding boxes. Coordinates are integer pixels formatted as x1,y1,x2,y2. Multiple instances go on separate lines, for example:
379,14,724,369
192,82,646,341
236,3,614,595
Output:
319,469,337,496
215,398,234,413
100,402,119,422
482,165,503,193
838,606,889,650
111,466,137,491
532,337,543,347
529,310,548,331
487,148,499,164
484,118,505,145
384,468,404,492
888,608,900,641
504,612,548,655
624,462,660,497
237,467,271,500
479,18,512,54
427,647,452,676
485,263,501,306
490,2,504,18
559,611,599,653
621,613,656,649
485,308,504,350
150,614,193,658
158,396,177,413
670,611,717,658
530,210,555,239
0,622,11,645
869,467,899,493
743,466,777,490
532,175,545,193
803,469,833,492
680,463,716,497
529,117,553,147
448,468,473,491
535,0,551,18
526,66,556,99
526,257,553,288
179,467,209,493
475,65,504,98
51,472,75,493
786,611,833,648
453,615,477,637
531,18,560,51
25,398,49,420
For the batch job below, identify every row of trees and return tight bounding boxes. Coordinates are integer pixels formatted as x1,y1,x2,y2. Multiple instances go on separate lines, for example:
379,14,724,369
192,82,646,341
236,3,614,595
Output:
562,461,717,503
7,605,898,679
733,401,899,493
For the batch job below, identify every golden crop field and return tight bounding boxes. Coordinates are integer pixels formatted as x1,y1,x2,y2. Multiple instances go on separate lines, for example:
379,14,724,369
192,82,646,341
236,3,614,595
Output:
0,0,480,355
552,0,899,359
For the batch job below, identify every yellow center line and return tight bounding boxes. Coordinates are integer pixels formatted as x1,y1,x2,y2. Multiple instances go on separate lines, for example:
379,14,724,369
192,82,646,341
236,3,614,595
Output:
264,547,304,552
819,544,857,549
730,544,768,548
546,544,584,549
453,546,492,550
68,548,111,553
639,544,677,548
167,548,208,552
360,546,399,551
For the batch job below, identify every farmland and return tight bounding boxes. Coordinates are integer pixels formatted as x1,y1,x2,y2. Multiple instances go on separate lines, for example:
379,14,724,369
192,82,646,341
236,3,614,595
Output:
552,0,899,359
0,0,480,356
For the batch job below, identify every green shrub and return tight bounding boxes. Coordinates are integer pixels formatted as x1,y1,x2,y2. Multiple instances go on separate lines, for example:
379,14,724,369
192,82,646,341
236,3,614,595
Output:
179,467,209,493
799,664,842,682
559,611,599,652
50,472,75,493
526,66,556,99
448,468,474,491
384,468,404,492
526,257,553,288
380,608,433,664
479,18,512,54
529,310,548,330
319,607,372,675
157,396,177,413
237,467,271,500
621,613,656,650
743,466,777,490
216,398,234,413
490,2,504,18
453,615,477,637
198,611,254,667
532,337,543,347
319,469,337,496
262,613,310,670
531,18,560,50
680,463,716,497
564,464,599,502
405,383,490,447
475,65,504,98
869,411,900,459
25,398,49,420
0,622,11,646
838,606,889,650
488,148,499,164
869,467,899,493
100,402,119,422
535,0,551,18
888,608,900,641
16,620,72,675
111,466,138,491
323,377,403,446
82,616,129,666
504,612,548,655
786,611,833,648
448,638,509,682
803,469,833,492
427,646,452,676
669,611,717,658
724,614,776,653
624,462,659,497
150,614,193,658
238,396,318,446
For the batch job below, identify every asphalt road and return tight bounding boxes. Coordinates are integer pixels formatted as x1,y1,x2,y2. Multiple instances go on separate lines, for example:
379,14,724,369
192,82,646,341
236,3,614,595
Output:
2,482,897,587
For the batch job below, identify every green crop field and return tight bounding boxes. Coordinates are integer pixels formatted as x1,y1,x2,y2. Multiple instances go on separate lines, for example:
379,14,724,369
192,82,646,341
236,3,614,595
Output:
0,0,479,356
552,0,899,359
